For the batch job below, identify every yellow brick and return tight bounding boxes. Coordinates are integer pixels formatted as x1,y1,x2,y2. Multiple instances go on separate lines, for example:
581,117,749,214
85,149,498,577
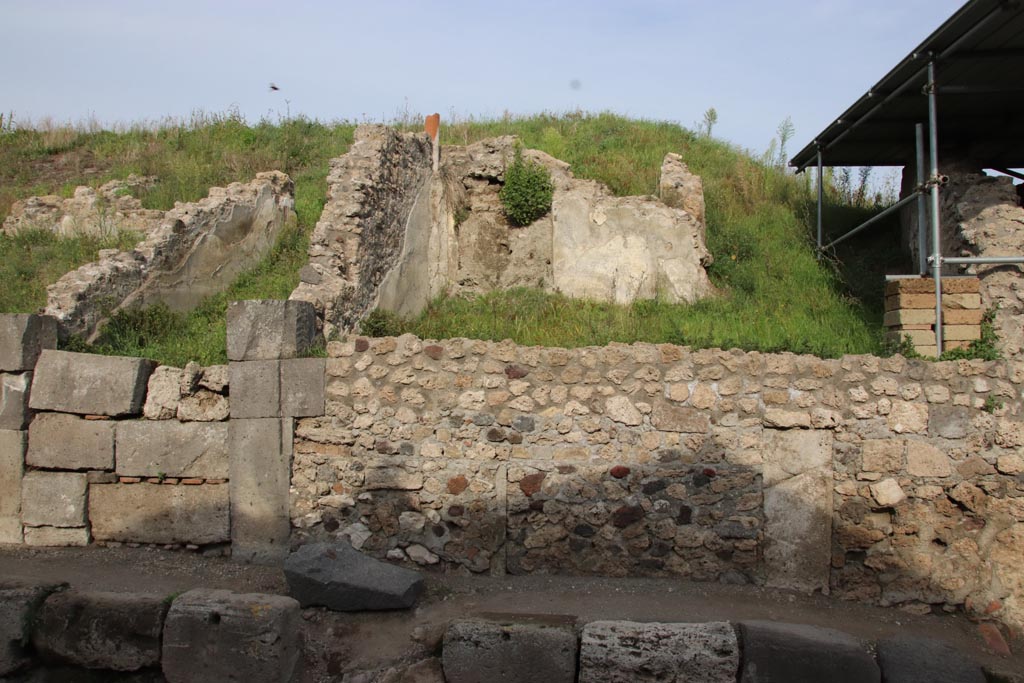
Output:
887,329,936,346
943,325,981,341
883,309,936,326
942,293,981,310
915,346,939,357
885,293,936,311
942,309,983,325
941,277,980,294
943,340,972,352
885,278,934,296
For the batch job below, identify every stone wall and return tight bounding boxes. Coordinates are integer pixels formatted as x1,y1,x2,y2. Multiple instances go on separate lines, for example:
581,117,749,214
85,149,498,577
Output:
3,307,1024,634
45,171,295,340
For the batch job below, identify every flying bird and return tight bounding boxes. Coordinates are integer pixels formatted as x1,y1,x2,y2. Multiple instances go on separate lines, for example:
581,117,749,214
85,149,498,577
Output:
269,83,280,92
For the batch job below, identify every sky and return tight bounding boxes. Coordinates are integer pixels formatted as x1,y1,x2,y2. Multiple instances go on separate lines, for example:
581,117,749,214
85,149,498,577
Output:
2,0,967,160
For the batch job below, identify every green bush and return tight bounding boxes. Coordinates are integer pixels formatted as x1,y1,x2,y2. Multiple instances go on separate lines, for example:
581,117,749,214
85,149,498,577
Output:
360,308,406,337
499,146,553,226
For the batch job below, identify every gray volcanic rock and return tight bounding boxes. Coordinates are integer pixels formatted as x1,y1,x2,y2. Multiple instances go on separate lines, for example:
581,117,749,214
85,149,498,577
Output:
284,541,424,611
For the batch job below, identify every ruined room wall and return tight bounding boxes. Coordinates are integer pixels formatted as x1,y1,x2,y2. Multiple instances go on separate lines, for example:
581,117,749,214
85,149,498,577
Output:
44,171,295,340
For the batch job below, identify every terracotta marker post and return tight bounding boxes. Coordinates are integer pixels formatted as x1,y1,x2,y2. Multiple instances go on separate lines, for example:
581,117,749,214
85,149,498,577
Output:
425,113,440,172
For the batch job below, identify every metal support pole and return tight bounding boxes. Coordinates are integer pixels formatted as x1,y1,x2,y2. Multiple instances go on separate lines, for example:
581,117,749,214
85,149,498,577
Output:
940,256,1024,265
816,149,824,258
915,124,928,274
927,61,944,352
820,192,922,251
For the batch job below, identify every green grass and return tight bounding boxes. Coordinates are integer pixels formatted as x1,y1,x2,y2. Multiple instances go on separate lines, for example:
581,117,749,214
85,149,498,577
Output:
4,110,904,363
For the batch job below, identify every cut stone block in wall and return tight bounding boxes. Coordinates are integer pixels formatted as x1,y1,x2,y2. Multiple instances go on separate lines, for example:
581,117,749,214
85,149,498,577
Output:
89,483,229,545
762,429,833,593
23,526,89,546
579,620,739,683
115,420,228,479
280,358,325,418
29,350,155,416
162,589,301,683
0,373,32,431
230,418,292,564
27,413,114,471
229,360,280,419
32,590,168,672
226,299,318,361
20,471,87,528
0,430,25,544
0,314,57,373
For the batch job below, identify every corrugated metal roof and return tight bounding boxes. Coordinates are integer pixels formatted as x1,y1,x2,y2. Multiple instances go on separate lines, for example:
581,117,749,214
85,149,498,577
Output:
790,0,1024,170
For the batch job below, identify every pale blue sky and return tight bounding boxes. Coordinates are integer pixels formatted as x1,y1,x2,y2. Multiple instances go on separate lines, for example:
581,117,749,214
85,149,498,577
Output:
2,0,966,157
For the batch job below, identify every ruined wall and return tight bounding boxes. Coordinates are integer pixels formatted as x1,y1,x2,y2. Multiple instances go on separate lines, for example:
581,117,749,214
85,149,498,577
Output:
290,126,433,338
3,309,1023,633
45,171,295,340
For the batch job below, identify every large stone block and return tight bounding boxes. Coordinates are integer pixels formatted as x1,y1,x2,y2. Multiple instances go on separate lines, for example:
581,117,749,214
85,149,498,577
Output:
21,471,87,528
0,582,62,676
0,373,32,430
762,429,832,487
280,358,325,417
162,588,301,683
116,420,228,478
738,621,880,683
0,430,25,541
229,360,280,418
0,314,57,373
444,619,578,683
876,635,984,683
27,413,114,471
32,590,168,671
651,403,710,433
579,620,738,683
284,541,423,611
29,350,155,416
764,470,832,594
230,419,291,563
227,299,318,361
23,526,89,546
89,483,229,545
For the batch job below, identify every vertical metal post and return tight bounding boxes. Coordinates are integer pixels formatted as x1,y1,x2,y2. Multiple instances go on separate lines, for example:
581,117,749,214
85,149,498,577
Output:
927,61,944,353
915,124,928,275
816,149,824,258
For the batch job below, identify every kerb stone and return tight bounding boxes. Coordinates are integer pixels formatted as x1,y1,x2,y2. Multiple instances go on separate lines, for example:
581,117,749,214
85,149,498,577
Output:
162,588,301,683
229,360,280,418
0,582,63,676
0,373,32,431
33,590,168,671
116,420,228,478
21,471,87,528
444,619,578,683
29,350,155,416
0,430,25,543
27,413,114,471
231,418,292,564
227,299,318,361
0,314,57,373
738,621,880,683
284,541,424,611
89,483,229,545
876,635,984,683
579,620,738,683
280,358,325,417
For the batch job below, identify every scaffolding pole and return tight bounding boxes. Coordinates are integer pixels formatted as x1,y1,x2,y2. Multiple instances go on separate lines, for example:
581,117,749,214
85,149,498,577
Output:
820,192,921,252
915,124,928,274
816,149,824,257
928,60,944,352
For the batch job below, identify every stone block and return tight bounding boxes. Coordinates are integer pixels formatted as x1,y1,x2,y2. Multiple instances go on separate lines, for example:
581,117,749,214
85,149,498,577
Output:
651,402,709,433
89,483,229,545
876,635,984,683
738,621,880,683
762,429,832,487
116,420,228,478
142,365,184,419
943,324,981,341
943,309,984,325
285,541,424,611
444,619,578,683
0,582,61,676
226,299,318,361
883,309,935,326
579,620,738,683
230,419,291,563
0,430,25,520
764,470,831,593
21,471,86,527
885,293,935,311
0,314,57,373
942,293,981,310
27,413,114,471
929,405,970,439
906,441,952,477
23,526,89,546
886,328,935,347
0,373,32,431
0,517,21,544
229,360,280,418
280,358,325,418
33,590,168,671
162,588,301,683
29,350,155,416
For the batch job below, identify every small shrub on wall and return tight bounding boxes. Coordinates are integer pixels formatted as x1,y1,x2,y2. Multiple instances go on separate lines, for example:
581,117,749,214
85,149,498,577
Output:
499,147,554,226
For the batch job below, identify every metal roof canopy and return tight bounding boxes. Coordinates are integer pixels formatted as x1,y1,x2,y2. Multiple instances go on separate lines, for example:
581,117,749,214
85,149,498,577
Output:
791,0,1024,171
